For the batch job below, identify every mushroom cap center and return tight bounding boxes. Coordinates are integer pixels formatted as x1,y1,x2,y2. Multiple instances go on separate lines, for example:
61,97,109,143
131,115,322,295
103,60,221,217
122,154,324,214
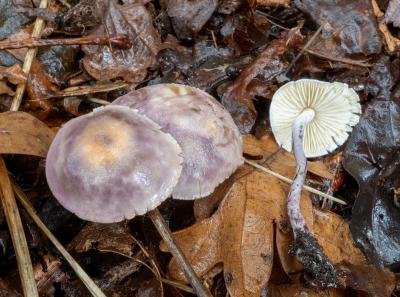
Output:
76,118,130,169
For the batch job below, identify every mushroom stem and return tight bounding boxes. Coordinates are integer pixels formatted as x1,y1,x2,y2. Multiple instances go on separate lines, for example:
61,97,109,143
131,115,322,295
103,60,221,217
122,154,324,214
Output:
288,108,315,233
148,208,213,297
287,108,338,288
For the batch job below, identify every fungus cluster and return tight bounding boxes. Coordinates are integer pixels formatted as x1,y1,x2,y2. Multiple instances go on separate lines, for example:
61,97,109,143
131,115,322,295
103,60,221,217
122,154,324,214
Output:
45,83,243,297
270,79,361,288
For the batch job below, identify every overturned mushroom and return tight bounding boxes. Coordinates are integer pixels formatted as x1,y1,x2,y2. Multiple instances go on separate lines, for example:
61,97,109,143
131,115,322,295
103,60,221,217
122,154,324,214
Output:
112,83,244,199
269,79,361,288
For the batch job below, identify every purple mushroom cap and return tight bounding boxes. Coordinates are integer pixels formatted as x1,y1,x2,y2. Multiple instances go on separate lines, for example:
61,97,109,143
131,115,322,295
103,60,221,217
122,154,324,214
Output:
45,105,183,223
112,84,243,199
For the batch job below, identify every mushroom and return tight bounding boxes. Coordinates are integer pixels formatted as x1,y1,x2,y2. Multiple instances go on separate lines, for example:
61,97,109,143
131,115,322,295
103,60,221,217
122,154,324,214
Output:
112,83,244,199
45,105,215,297
269,79,361,288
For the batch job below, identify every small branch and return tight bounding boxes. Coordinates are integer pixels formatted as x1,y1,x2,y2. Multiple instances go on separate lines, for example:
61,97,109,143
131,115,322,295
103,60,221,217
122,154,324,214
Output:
58,81,129,98
283,23,324,76
11,0,49,111
244,160,346,205
0,159,38,297
12,182,107,297
148,208,213,297
0,35,132,50
304,49,372,67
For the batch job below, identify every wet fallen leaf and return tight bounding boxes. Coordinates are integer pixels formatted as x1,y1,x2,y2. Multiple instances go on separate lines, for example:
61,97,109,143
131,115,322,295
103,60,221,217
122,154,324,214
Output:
33,254,67,297
193,133,334,221
295,0,382,55
26,59,59,119
162,166,313,297
0,81,14,96
0,111,54,157
243,134,334,180
343,97,400,267
165,0,218,40
82,0,160,83
276,210,395,296
68,222,136,257
341,55,400,268
268,283,345,297
0,64,26,85
221,34,288,134
383,0,400,28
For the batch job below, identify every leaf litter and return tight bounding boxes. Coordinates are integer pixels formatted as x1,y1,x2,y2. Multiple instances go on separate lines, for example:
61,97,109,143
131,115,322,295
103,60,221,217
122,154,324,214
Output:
0,0,399,296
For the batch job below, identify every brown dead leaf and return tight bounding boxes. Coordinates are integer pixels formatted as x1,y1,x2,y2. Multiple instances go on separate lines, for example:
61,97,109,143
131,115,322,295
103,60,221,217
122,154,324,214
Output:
276,210,396,296
68,222,136,257
221,30,296,133
0,81,14,96
82,0,160,83
193,134,333,222
0,64,26,85
26,59,59,119
162,166,314,297
0,111,54,157
268,284,345,297
243,134,334,180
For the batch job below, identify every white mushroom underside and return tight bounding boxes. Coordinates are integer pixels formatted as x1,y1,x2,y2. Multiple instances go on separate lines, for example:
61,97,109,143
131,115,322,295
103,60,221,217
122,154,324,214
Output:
270,79,361,158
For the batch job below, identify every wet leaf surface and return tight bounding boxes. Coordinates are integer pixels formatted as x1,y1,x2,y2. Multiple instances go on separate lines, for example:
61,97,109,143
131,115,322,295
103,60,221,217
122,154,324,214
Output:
82,0,160,83
165,0,218,40
295,0,382,55
343,98,400,267
0,111,54,157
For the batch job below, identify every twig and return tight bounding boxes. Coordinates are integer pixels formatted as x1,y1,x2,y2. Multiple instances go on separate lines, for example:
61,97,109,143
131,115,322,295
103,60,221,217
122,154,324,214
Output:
12,182,107,297
0,1,50,295
54,81,128,98
148,209,213,297
11,0,49,112
284,23,325,75
304,49,372,67
244,159,346,205
0,159,38,297
0,35,132,50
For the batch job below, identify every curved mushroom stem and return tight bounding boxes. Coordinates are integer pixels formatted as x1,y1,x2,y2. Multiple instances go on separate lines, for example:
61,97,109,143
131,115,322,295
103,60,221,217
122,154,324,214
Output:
148,208,213,297
288,108,338,288
288,108,315,233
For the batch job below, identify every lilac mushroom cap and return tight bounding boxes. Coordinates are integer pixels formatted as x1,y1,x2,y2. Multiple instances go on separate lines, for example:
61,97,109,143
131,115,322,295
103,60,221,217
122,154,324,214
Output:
45,105,183,223
112,83,244,199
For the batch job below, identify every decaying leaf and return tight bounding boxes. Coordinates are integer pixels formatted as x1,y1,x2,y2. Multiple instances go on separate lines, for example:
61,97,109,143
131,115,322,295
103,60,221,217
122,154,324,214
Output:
383,0,400,28
276,210,395,296
243,134,334,180
343,98,400,267
0,111,54,157
165,0,218,40
221,34,288,134
82,0,160,83
194,133,333,221
26,59,59,119
268,284,345,297
340,57,400,269
0,81,14,96
295,0,382,55
162,166,313,297
0,64,26,85
68,222,136,257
